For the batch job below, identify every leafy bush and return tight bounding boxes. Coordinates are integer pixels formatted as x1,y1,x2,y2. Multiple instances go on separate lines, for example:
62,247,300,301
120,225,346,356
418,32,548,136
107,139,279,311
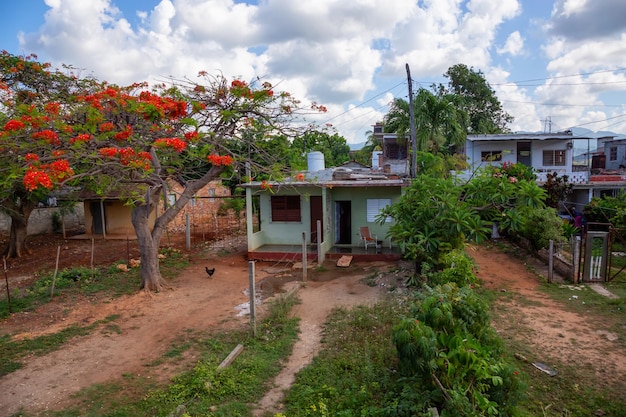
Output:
520,207,567,251
392,283,524,416
463,163,546,237
430,249,479,287
585,192,626,230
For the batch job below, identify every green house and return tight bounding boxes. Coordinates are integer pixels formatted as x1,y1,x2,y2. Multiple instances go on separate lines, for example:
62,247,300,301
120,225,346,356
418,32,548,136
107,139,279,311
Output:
242,154,407,263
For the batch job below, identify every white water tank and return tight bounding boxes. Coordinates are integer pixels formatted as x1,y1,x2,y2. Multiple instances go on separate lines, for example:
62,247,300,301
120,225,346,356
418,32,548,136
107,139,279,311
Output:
372,151,383,169
307,151,325,172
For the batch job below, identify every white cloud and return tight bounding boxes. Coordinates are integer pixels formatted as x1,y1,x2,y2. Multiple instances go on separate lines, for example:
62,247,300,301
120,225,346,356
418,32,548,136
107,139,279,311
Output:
497,31,524,56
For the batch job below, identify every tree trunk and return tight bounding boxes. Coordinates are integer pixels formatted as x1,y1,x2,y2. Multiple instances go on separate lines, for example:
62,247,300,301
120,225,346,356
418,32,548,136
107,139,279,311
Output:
131,166,225,292
132,202,167,292
2,202,35,258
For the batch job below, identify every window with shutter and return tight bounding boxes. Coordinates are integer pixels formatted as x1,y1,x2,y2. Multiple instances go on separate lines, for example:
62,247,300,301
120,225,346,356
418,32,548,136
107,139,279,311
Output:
366,198,391,223
271,196,301,222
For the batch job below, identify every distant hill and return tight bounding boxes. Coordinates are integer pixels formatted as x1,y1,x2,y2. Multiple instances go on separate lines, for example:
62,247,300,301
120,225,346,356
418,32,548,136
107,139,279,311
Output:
349,141,366,151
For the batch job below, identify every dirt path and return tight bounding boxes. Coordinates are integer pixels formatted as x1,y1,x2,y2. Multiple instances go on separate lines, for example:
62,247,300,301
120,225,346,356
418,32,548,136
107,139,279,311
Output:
253,274,384,416
468,244,626,386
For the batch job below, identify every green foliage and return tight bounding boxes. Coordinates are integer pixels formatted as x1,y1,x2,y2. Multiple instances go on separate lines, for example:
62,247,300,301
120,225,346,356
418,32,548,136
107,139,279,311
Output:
463,163,546,236
520,207,567,251
439,63,514,134
291,130,351,168
382,171,490,271
585,191,626,228
392,283,524,416
384,88,467,154
542,171,573,209
429,249,479,287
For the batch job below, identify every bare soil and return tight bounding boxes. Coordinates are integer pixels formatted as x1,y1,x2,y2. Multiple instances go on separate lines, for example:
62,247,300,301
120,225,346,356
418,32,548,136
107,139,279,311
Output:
0,236,624,416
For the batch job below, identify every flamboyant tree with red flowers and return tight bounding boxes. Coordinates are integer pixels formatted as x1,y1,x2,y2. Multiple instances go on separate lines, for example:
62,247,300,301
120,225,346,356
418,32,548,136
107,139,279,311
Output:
0,52,322,291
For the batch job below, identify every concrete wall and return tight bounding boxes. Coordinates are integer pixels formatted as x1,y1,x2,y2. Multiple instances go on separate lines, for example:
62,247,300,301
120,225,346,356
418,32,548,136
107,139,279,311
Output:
0,204,84,237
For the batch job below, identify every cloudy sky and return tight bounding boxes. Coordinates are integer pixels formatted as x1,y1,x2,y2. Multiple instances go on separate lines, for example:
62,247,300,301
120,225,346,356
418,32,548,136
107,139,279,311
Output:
1,0,626,144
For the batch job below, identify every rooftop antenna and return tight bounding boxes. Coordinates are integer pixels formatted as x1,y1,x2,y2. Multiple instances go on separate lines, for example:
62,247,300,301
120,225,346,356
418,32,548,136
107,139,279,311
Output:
542,116,552,133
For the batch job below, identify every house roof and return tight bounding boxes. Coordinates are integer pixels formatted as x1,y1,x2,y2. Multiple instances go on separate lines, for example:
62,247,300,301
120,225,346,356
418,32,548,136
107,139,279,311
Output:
467,132,593,142
241,167,408,189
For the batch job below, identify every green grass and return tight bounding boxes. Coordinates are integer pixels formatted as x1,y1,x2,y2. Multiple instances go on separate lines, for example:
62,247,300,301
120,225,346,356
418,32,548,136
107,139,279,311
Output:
280,298,409,416
0,250,189,319
0,314,121,377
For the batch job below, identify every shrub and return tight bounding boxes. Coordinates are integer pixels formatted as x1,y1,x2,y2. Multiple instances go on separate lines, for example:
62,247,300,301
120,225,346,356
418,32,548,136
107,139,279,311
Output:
520,207,566,251
392,283,524,416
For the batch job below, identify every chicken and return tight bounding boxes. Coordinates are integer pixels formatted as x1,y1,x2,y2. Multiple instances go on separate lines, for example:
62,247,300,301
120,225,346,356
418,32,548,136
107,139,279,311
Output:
205,266,215,277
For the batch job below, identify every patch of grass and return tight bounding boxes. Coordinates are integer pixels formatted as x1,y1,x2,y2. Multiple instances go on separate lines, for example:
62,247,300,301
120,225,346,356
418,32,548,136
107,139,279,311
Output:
281,297,408,416
0,323,96,377
0,252,189,320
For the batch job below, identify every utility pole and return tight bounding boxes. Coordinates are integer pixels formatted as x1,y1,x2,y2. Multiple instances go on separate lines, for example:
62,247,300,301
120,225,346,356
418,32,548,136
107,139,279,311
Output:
406,63,417,178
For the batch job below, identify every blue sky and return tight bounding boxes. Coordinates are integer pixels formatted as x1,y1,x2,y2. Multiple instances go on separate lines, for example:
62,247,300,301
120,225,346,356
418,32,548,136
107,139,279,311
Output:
1,0,626,144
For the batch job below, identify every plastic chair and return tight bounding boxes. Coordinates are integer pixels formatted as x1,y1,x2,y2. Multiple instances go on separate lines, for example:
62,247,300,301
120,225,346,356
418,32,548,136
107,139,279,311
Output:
359,227,380,250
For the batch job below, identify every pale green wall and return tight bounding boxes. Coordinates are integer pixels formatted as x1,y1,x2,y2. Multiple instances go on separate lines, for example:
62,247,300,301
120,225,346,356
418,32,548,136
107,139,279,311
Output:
249,186,323,247
246,185,403,250
330,187,401,245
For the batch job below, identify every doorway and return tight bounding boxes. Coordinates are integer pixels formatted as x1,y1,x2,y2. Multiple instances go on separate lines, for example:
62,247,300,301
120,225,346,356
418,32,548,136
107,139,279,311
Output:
517,141,531,166
90,202,106,234
334,201,351,244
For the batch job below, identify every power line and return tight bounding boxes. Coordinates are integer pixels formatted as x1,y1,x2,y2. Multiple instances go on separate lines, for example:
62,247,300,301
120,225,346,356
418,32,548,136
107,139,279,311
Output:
321,81,406,125
501,99,624,108
492,68,626,85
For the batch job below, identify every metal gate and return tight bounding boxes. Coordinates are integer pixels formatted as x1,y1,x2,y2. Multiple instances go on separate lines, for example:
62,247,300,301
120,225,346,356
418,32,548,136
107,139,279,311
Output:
579,222,626,283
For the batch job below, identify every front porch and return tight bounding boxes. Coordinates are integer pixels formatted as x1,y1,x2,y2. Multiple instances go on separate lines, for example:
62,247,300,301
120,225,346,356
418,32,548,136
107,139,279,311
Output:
247,244,403,263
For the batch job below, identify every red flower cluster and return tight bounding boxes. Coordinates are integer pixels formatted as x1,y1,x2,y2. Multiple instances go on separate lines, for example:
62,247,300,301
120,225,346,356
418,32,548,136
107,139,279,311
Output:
99,122,115,132
230,79,254,99
23,170,53,191
138,91,188,120
98,147,152,170
70,133,91,144
99,147,119,158
31,129,60,145
23,157,74,192
114,125,133,141
25,153,39,162
154,138,187,152
207,154,233,166
4,119,25,131
44,102,60,115
260,180,272,190
184,131,199,142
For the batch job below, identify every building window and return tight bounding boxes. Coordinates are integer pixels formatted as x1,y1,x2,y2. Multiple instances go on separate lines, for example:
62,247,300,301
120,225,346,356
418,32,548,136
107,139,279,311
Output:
610,146,618,161
384,140,408,159
167,194,176,207
271,195,301,222
366,198,392,223
481,151,502,162
543,150,566,166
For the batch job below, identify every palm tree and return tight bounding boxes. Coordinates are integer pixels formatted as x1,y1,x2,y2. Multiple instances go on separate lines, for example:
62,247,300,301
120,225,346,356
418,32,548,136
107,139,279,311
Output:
384,88,467,154
355,128,382,166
